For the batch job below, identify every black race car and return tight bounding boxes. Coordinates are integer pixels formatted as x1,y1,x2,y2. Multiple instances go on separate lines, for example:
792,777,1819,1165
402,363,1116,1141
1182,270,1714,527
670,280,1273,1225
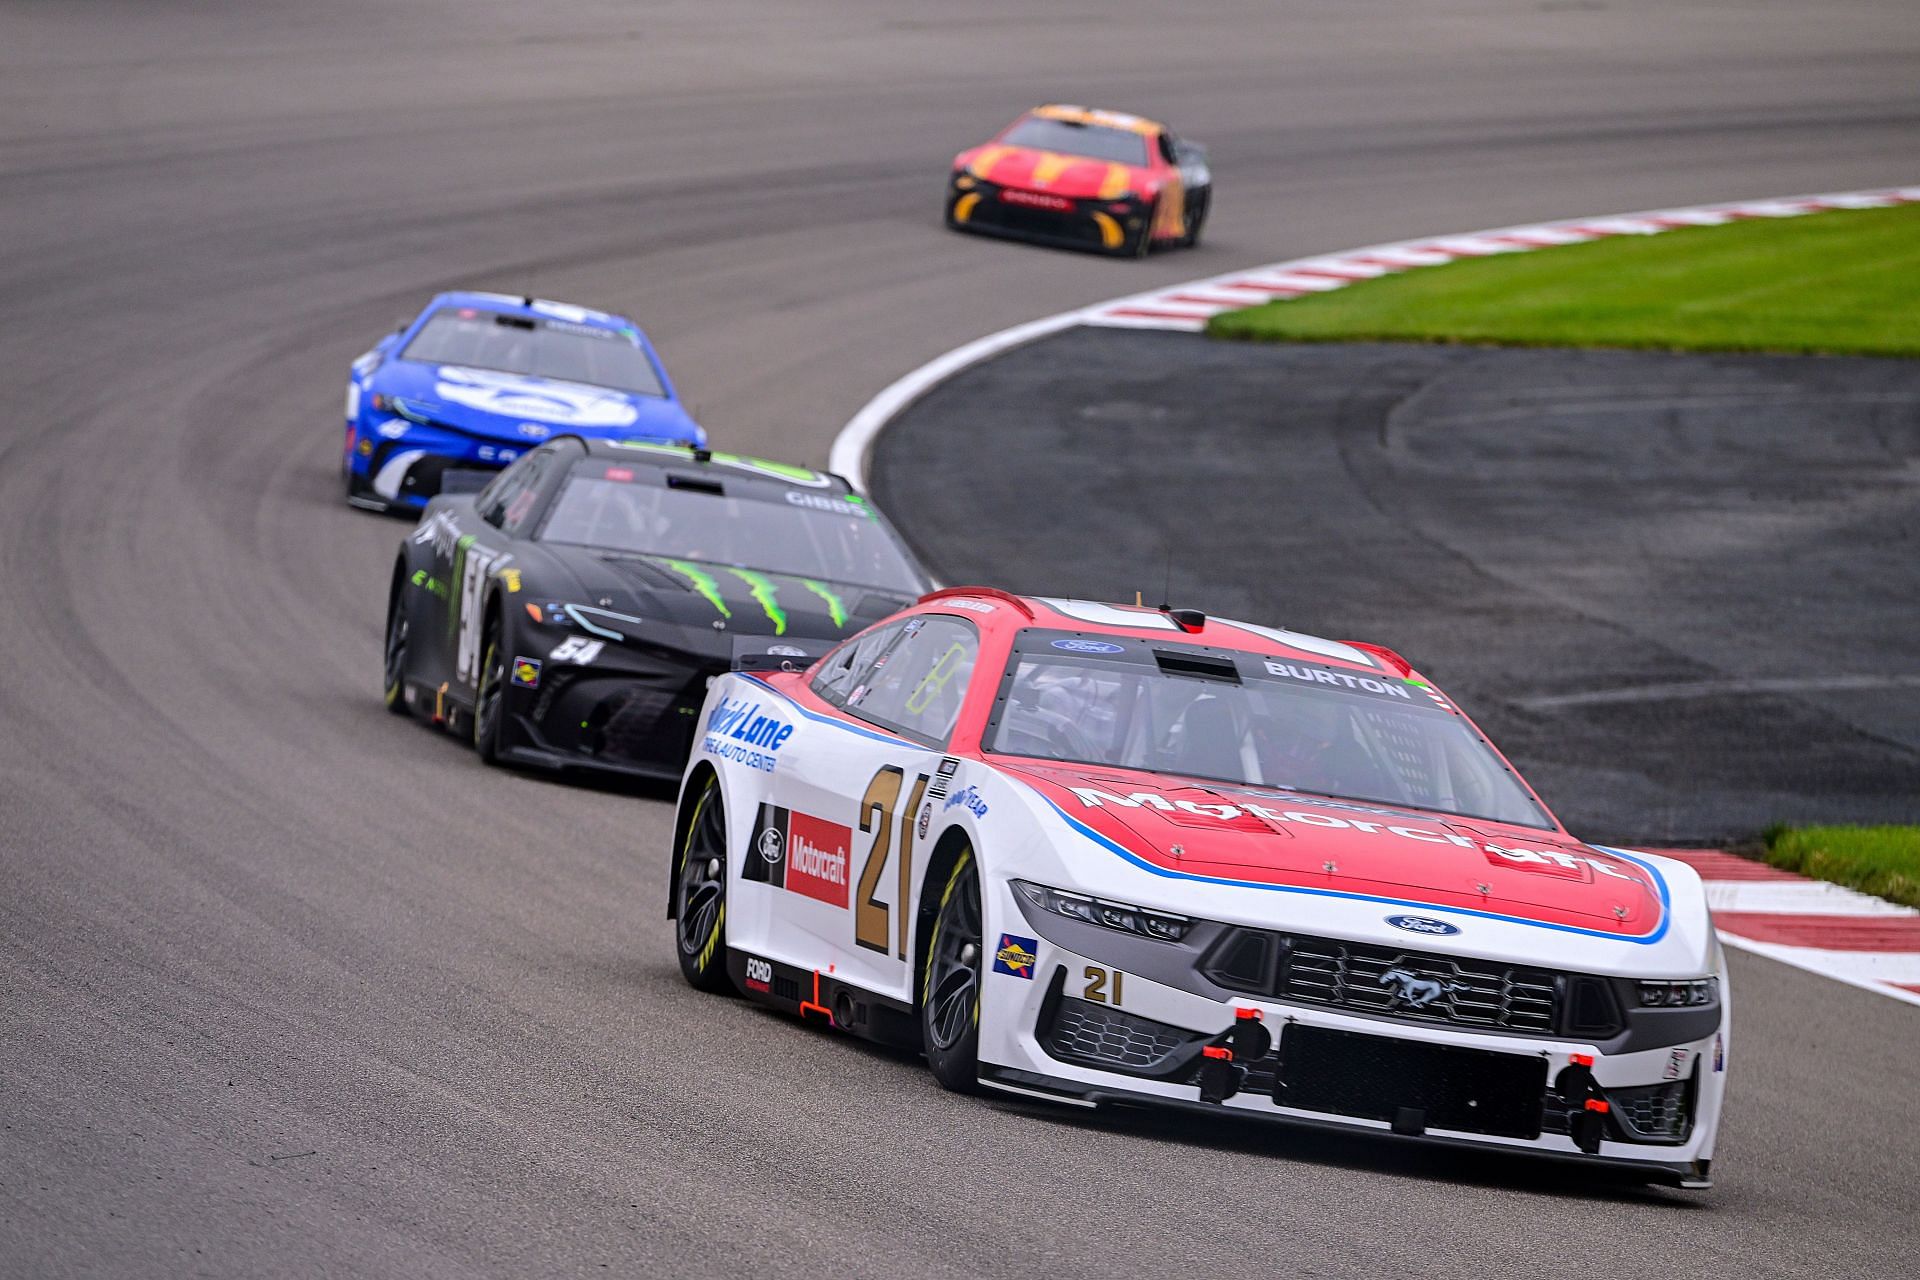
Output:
383,438,933,781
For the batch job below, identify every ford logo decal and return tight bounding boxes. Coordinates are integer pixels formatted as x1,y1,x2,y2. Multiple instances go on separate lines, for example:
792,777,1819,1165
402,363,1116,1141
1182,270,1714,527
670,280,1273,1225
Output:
1051,638,1125,654
1386,915,1460,936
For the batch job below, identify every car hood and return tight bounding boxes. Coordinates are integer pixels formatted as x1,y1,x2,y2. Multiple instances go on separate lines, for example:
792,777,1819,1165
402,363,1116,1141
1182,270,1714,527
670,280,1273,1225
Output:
541,549,912,646
1002,763,1665,938
371,359,698,442
960,144,1151,200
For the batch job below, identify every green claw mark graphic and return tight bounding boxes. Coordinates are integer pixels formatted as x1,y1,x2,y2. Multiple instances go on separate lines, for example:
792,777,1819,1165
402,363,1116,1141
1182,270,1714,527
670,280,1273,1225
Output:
798,579,848,629
656,558,732,621
726,568,788,636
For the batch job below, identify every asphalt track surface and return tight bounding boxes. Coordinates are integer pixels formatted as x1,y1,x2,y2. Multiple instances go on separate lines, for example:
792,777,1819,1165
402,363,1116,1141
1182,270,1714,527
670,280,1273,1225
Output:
872,335,1920,846
3,1,1918,1275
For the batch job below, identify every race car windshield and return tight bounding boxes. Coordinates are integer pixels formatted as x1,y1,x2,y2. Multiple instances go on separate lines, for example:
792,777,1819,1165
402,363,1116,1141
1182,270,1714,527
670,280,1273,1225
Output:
986,639,1552,829
538,468,924,593
400,310,667,397
1001,117,1150,167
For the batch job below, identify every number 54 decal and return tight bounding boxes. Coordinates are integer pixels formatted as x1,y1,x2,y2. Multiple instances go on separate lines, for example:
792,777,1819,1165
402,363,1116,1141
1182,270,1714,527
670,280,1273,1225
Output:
854,765,931,958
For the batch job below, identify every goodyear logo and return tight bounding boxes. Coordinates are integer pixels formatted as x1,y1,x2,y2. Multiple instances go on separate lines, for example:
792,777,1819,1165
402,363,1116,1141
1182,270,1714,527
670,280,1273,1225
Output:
992,933,1038,980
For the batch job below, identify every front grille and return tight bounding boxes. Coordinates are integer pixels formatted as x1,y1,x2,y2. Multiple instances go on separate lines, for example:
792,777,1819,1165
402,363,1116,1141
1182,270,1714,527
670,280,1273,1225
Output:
1542,1076,1695,1145
1275,1024,1546,1138
537,669,712,767
970,199,1105,246
1205,927,1622,1038
1041,997,1199,1075
1608,1080,1694,1143
367,441,503,501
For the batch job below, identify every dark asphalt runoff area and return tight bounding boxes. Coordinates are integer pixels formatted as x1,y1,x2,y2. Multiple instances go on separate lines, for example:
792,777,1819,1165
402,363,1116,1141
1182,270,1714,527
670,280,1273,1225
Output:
872,332,1920,845
3,0,1919,1276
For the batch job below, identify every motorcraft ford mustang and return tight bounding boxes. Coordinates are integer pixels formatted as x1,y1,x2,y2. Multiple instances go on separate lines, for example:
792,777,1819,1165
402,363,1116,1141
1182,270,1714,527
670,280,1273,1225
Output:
945,105,1211,257
670,590,1728,1187
344,292,705,512
383,438,931,781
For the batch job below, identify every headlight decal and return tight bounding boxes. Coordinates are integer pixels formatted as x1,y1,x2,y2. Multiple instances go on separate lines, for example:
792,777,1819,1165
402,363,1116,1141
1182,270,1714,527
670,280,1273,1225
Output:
1014,879,1191,942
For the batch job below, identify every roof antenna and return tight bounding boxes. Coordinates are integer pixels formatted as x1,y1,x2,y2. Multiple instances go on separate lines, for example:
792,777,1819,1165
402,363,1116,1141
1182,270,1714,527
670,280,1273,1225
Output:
1159,546,1173,612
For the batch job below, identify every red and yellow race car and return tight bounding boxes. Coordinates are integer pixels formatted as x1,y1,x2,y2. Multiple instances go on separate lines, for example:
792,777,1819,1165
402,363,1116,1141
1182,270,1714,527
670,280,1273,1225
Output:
944,105,1212,257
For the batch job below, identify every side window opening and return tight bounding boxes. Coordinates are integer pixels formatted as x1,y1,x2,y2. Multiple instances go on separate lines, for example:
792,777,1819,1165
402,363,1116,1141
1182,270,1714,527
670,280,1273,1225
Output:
811,621,906,707
842,616,980,745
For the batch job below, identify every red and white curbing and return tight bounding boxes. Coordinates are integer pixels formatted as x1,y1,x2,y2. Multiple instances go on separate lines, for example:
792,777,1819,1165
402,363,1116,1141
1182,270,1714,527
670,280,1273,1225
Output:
1649,850,1920,1008
830,185,1920,1006
829,184,1920,485
1079,185,1920,332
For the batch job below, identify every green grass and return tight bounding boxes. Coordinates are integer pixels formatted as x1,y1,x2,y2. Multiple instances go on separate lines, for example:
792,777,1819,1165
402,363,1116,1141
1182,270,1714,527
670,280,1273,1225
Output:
1208,203,1920,357
1762,825,1920,908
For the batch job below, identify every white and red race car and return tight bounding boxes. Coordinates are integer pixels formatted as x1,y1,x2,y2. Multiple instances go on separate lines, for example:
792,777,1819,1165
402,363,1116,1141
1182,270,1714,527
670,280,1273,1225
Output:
669,589,1728,1187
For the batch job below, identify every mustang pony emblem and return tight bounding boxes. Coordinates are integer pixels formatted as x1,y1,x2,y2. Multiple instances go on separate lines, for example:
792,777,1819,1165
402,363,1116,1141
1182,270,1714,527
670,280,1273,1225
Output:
1378,967,1469,1009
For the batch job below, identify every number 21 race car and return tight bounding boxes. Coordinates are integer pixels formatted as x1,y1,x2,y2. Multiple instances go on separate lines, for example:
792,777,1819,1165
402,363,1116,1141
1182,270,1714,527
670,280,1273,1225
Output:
670,590,1728,1187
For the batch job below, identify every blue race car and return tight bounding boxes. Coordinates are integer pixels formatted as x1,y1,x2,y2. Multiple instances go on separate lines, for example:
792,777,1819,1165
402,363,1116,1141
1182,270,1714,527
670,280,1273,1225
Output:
343,292,706,512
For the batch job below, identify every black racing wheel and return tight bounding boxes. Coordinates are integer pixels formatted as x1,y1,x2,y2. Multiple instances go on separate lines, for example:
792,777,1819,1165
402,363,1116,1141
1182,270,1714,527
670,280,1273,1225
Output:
382,582,411,716
473,620,507,763
1129,197,1159,258
674,775,735,993
921,849,984,1092
1181,188,1210,248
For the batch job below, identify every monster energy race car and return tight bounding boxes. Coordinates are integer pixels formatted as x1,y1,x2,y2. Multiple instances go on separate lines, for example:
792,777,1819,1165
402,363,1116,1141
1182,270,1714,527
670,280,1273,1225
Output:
383,437,932,781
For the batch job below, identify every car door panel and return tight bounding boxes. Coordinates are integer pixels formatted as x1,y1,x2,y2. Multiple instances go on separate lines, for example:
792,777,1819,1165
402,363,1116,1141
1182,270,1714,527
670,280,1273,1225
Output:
760,615,982,1003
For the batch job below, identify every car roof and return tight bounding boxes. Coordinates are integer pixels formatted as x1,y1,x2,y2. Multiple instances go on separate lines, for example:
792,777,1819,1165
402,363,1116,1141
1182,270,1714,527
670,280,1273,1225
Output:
565,438,855,497
422,291,643,337
1027,104,1167,136
917,588,1415,678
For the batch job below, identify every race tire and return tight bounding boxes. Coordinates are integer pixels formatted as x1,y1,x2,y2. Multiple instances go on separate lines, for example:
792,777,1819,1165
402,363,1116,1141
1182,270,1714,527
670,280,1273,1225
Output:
473,621,507,763
674,775,735,994
1181,189,1210,249
1129,199,1159,258
382,582,411,716
920,848,984,1093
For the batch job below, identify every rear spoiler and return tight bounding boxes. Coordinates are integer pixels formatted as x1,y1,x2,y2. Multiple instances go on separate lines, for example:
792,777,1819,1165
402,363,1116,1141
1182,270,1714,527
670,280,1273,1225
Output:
730,636,832,673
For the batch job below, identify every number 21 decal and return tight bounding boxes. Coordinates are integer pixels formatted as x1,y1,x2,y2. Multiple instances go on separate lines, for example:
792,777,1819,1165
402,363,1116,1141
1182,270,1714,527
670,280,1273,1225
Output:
855,765,930,958
1084,966,1124,1005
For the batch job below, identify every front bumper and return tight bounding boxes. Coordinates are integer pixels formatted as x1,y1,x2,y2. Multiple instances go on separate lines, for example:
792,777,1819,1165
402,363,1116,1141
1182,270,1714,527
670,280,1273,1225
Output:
346,416,532,511
502,662,719,782
946,183,1146,254
980,886,1725,1187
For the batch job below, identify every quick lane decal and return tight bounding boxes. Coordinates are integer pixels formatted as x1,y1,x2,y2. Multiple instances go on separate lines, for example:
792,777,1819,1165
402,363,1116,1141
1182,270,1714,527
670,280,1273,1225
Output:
702,694,795,772
656,558,733,621
799,579,848,629
727,568,788,636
